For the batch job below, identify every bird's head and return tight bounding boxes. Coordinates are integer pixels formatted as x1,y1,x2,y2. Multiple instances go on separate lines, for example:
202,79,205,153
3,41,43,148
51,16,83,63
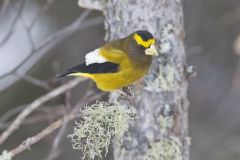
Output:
131,30,158,56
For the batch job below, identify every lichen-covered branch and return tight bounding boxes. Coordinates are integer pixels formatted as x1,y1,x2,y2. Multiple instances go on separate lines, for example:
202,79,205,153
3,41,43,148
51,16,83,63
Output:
103,0,190,159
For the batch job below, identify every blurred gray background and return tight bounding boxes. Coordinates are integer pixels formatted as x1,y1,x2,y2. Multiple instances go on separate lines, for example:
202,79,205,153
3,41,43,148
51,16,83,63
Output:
0,0,240,159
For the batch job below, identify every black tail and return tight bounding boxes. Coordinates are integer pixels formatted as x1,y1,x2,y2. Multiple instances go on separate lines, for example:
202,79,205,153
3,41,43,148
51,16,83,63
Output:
56,62,119,78
56,63,86,78
56,71,72,78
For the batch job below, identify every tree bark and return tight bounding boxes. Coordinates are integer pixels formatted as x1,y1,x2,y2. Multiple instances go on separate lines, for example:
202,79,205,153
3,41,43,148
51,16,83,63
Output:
79,0,190,159
103,0,190,160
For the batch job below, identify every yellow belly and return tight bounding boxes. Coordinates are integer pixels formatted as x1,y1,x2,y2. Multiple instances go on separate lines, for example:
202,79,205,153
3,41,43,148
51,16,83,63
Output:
78,65,149,91
95,69,148,91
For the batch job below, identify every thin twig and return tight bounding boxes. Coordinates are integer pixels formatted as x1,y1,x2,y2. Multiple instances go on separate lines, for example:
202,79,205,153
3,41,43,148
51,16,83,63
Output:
0,105,26,123
16,74,52,90
0,0,26,48
45,119,68,160
0,105,65,124
9,113,80,157
0,78,86,145
12,7,36,50
0,114,58,130
45,88,72,160
0,12,103,81
28,0,56,30
0,106,66,130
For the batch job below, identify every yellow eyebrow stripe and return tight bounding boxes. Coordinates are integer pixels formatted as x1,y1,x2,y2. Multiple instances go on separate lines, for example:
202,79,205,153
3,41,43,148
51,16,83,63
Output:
133,33,155,48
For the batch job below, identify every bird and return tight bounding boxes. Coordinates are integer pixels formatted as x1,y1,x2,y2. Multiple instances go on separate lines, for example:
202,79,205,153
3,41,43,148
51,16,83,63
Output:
57,30,158,91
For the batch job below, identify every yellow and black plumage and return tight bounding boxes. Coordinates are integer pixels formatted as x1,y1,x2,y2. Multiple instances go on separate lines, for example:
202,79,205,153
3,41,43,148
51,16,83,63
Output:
57,30,158,91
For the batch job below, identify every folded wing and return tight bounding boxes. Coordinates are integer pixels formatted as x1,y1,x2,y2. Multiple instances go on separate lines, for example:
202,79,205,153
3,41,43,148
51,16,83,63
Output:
57,61,119,78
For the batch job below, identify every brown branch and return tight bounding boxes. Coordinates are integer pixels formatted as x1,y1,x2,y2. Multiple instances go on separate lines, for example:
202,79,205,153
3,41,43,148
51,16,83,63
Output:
0,78,86,145
9,113,79,157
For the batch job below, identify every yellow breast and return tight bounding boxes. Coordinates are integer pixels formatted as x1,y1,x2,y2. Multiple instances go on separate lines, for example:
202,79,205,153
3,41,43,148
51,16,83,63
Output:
89,65,149,91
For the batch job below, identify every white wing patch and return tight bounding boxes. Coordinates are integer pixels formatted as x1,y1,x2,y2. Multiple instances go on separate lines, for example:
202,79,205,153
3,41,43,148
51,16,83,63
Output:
85,49,106,66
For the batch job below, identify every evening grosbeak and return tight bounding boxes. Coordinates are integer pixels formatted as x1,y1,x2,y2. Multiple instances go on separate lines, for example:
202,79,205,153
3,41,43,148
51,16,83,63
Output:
57,30,158,91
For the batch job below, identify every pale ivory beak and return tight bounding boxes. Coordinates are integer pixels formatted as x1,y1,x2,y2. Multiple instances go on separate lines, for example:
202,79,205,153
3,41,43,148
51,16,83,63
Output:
145,44,159,56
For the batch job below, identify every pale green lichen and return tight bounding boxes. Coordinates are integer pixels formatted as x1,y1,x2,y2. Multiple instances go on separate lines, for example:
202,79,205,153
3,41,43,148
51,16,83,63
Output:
0,151,12,160
146,64,175,92
158,115,174,134
159,40,171,53
144,139,182,160
158,65,175,91
68,101,132,159
113,139,182,160
159,24,174,54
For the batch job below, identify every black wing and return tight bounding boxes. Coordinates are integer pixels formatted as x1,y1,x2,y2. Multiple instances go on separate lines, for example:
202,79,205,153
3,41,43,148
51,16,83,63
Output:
57,62,119,78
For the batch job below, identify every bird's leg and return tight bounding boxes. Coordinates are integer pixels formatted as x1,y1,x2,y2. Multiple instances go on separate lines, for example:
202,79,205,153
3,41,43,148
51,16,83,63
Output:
121,86,133,96
118,85,136,105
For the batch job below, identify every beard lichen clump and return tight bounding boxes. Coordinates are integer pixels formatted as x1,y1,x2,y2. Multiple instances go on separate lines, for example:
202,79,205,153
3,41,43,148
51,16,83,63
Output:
68,101,131,159
0,151,12,160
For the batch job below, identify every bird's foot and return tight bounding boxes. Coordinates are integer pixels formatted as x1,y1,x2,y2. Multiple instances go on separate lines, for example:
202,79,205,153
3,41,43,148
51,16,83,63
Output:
121,86,134,97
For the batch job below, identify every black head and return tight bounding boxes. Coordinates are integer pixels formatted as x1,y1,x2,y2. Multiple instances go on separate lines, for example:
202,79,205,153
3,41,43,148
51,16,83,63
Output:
132,30,155,49
135,30,154,41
